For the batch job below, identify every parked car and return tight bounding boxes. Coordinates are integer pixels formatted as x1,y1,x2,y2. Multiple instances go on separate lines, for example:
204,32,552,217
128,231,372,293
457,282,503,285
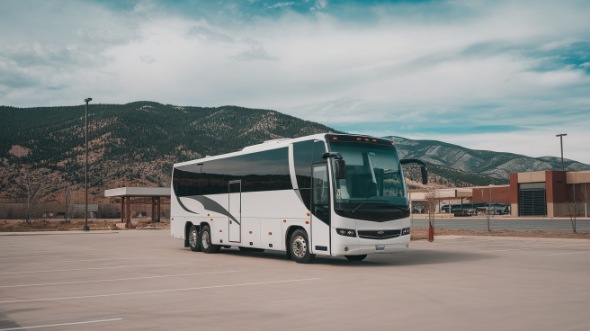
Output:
475,203,510,215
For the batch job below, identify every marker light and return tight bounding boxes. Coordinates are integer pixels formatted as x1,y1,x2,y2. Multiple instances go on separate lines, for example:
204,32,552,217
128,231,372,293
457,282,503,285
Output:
336,228,357,237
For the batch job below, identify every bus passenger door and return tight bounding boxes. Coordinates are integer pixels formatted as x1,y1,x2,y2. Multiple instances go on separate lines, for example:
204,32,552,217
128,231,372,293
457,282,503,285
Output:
228,180,241,243
312,164,330,223
311,163,331,254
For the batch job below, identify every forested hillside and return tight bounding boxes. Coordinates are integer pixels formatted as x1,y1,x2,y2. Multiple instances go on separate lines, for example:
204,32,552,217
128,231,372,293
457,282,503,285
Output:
392,136,589,185
1,101,588,205
0,102,337,202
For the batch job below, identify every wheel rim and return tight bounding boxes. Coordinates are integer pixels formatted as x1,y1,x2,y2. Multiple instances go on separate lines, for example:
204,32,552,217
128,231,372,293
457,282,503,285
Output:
292,235,307,258
201,230,210,249
189,229,198,248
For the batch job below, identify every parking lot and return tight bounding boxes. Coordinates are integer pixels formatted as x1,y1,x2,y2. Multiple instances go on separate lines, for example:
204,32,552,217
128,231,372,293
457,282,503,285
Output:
1,230,589,330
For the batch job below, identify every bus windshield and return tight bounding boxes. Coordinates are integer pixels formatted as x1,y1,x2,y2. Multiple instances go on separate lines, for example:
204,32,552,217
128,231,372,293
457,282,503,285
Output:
328,140,409,221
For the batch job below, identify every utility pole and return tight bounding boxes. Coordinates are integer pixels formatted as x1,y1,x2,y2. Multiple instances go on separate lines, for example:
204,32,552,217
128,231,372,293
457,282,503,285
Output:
83,98,92,231
556,133,567,171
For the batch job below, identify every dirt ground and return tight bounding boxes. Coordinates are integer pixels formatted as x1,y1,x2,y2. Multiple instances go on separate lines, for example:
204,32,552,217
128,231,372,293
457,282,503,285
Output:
1,219,589,240
0,219,170,232
410,227,590,240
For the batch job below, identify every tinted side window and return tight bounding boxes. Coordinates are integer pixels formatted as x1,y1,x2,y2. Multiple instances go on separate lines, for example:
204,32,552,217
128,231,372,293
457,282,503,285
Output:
293,140,314,189
199,147,291,195
312,140,327,163
173,168,203,197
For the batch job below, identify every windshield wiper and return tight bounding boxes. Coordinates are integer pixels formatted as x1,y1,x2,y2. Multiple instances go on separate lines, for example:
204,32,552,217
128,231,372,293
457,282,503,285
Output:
351,200,409,214
351,196,382,213
386,204,410,212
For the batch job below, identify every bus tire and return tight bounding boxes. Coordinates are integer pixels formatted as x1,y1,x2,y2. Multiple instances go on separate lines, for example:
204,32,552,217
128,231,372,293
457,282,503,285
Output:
188,225,201,252
289,229,315,264
345,255,367,261
200,225,220,254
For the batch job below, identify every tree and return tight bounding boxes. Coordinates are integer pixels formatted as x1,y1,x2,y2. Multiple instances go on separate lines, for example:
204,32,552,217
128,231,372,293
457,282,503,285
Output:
62,182,78,222
580,183,590,218
485,188,493,232
8,166,58,223
425,188,437,242
567,184,580,233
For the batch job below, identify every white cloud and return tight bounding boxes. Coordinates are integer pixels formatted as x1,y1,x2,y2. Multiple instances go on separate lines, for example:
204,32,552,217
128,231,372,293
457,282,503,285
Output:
1,0,589,163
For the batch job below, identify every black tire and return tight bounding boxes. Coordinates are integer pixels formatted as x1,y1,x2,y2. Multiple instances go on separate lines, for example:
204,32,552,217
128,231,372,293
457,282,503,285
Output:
345,255,367,261
289,229,315,263
200,225,220,254
188,225,201,252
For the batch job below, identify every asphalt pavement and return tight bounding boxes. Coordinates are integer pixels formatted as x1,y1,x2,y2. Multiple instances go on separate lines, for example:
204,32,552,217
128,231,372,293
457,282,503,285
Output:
411,215,590,232
1,230,590,330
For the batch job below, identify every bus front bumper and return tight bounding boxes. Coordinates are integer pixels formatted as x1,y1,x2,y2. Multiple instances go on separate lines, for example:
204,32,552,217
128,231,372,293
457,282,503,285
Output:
332,238,410,256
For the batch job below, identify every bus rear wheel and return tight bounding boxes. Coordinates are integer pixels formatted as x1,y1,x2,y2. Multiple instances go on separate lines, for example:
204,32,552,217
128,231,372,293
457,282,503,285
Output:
289,229,315,264
188,225,201,252
345,255,367,261
200,225,220,254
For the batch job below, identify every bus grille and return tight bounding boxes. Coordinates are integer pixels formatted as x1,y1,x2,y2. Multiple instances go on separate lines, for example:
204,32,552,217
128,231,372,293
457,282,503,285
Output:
358,230,401,240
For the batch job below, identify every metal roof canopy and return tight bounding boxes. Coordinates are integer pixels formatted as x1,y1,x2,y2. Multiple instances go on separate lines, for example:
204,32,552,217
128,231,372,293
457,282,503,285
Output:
104,187,170,198
104,187,170,228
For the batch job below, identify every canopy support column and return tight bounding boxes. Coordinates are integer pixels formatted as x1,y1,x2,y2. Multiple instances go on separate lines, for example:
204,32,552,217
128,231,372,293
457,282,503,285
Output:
152,197,161,223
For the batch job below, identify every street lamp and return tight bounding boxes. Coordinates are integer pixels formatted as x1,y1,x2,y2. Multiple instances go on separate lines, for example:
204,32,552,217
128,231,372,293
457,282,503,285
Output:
83,98,92,231
556,133,567,171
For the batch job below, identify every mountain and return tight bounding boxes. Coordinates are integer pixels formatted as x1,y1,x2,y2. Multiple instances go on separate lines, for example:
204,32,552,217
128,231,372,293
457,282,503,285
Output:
390,136,590,187
1,101,588,201
0,102,338,201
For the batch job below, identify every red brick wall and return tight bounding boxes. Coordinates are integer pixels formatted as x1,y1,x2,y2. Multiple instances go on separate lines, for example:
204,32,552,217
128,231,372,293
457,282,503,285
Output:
546,170,568,203
471,186,511,204
509,173,519,205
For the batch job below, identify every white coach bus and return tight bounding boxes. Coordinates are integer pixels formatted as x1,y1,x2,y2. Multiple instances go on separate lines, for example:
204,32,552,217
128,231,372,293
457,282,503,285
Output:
170,133,427,263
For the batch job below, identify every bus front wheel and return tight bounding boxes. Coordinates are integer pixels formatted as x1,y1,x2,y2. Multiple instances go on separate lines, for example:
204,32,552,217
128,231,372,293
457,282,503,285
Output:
289,229,315,264
200,225,220,254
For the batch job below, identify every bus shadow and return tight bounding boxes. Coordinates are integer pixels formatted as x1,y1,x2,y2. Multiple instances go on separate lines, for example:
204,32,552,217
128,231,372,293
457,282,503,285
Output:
316,250,493,267
220,248,292,262
219,247,492,266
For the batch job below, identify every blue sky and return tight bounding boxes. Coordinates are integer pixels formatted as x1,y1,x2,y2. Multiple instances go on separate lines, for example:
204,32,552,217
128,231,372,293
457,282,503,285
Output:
1,0,589,164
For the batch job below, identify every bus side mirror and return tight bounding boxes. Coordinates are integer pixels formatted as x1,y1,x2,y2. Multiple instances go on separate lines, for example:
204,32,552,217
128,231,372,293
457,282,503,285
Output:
420,166,428,185
400,158,428,185
335,159,346,180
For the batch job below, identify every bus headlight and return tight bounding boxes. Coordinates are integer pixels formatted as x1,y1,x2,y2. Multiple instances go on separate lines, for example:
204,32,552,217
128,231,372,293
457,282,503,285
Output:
336,228,356,237
401,227,411,236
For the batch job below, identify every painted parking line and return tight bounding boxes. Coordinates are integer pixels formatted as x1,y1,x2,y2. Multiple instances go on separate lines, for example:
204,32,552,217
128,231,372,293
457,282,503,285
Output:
0,256,154,263
0,249,111,259
0,278,321,304
436,239,496,244
475,247,540,253
550,250,590,256
0,270,248,288
0,263,192,275
0,318,122,330
469,242,590,253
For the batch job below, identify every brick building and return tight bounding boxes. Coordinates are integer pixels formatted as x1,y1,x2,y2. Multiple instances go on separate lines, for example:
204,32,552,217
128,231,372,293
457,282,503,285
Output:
410,170,590,218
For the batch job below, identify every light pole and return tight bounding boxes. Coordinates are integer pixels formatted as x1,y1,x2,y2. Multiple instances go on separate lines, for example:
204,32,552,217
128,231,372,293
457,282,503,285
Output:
556,133,567,171
83,98,92,231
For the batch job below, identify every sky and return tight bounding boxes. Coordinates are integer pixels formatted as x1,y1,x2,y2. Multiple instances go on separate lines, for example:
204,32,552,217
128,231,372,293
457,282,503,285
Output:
1,0,589,164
